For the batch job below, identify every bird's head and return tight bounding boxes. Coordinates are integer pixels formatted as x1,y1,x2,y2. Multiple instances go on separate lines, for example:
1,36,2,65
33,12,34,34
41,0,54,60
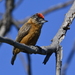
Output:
28,13,48,25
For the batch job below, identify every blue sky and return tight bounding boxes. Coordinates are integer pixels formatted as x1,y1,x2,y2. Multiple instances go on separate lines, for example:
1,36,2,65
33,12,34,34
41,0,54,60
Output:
0,0,75,75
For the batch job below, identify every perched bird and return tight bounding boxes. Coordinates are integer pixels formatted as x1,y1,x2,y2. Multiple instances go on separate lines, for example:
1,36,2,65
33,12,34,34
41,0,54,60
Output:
11,13,48,65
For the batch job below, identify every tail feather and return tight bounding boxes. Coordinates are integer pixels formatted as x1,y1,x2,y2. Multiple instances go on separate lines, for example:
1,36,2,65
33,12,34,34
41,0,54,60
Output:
11,54,17,65
11,48,20,65
43,54,51,64
43,53,53,64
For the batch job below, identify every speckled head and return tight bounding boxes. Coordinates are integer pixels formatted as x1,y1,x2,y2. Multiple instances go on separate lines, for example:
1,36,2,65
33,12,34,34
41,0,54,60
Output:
30,13,48,24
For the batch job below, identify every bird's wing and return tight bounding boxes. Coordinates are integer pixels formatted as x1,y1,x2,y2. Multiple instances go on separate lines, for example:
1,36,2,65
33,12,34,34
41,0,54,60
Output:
16,23,31,42
11,23,31,64
13,23,31,50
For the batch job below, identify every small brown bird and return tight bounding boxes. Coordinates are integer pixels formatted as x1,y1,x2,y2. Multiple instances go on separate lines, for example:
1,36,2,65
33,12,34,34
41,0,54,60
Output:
11,13,48,65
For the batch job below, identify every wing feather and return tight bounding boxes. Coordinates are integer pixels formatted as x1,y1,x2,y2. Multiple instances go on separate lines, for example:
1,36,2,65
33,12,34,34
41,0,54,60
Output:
13,23,31,50
16,23,31,42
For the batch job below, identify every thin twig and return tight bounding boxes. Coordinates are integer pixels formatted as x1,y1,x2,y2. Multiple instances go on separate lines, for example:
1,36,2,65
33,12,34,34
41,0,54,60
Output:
62,41,75,75
27,54,32,75
12,0,74,25
19,53,32,75
12,19,20,30
14,0,23,8
42,0,74,16
19,53,28,73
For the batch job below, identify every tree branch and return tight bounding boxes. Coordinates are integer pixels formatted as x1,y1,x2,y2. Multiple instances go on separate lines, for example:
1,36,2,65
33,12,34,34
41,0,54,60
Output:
14,0,23,8
0,0,75,66
42,0,74,16
43,0,75,64
12,0,74,25
0,3,75,75
19,53,28,73
0,36,55,55
55,1,75,75
19,53,32,75
56,45,62,75
27,54,32,75
0,0,14,36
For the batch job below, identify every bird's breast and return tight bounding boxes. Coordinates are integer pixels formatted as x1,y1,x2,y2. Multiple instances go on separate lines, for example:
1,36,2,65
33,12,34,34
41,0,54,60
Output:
20,24,42,45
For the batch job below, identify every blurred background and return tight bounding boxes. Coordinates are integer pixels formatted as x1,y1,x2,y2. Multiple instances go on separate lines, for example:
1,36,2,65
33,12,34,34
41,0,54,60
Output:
0,0,75,75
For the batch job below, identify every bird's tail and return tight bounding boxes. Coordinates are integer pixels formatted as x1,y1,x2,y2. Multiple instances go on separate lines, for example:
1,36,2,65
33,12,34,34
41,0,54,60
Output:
43,54,51,64
11,48,20,65
43,53,53,64
11,53,17,65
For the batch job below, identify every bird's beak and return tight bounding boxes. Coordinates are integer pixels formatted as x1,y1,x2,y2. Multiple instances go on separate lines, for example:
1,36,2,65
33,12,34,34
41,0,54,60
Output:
41,19,48,23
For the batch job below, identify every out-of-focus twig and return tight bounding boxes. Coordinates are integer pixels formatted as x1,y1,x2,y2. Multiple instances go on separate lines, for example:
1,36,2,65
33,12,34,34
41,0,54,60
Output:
27,54,32,75
14,0,23,8
0,13,3,17
0,0,14,36
0,0,3,3
19,53,28,73
42,0,74,16
62,41,75,75
12,19,20,30
12,0,74,25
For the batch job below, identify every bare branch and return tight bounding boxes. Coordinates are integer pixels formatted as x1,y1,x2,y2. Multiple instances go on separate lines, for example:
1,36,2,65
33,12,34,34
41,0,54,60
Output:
0,0,14,36
12,0,74,25
43,0,75,64
0,0,3,3
19,53,28,73
26,54,32,75
0,13,3,17
0,0,75,66
12,16,29,26
42,0,74,16
55,1,75,75
14,0,23,8
0,3,75,75
18,53,32,75
0,36,55,55
56,46,62,75
12,19,20,30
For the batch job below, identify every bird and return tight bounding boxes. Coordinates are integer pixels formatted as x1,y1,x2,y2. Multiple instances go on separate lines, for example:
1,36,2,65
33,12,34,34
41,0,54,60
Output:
11,13,48,65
